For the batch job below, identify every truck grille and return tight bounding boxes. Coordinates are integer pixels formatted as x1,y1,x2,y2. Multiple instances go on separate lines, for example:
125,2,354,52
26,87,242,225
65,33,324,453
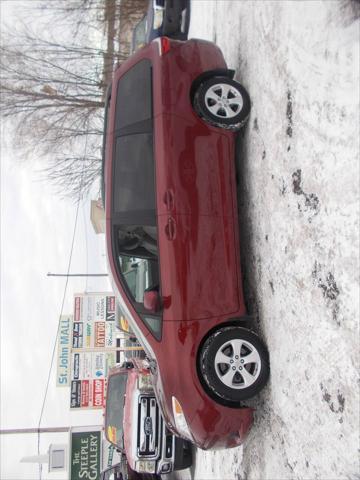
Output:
137,396,160,457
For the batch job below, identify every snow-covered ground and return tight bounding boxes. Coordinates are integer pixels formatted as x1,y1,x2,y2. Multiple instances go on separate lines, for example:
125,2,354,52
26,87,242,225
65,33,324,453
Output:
167,1,360,479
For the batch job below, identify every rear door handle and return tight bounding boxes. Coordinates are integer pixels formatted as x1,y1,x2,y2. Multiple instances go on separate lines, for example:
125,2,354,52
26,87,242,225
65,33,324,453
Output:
165,216,176,240
163,189,174,211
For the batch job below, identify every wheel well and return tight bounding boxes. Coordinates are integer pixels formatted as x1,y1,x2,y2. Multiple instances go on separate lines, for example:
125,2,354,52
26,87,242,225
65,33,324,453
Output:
190,68,235,104
195,317,254,408
197,316,254,352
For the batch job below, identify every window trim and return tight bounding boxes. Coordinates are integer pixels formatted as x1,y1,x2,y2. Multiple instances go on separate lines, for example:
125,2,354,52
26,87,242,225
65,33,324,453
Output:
109,58,162,341
101,83,112,208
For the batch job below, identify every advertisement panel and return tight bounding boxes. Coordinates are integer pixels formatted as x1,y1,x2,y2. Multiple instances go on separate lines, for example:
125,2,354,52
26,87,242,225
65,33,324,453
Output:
70,428,101,480
73,293,116,349
56,315,72,387
70,379,107,409
70,293,116,409
71,351,115,381
74,293,116,323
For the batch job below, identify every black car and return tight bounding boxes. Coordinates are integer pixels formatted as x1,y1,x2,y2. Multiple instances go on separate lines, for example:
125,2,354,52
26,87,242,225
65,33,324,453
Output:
131,0,190,53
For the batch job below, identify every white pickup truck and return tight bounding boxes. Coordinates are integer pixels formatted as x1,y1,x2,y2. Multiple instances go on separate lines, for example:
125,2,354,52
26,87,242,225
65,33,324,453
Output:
104,359,192,477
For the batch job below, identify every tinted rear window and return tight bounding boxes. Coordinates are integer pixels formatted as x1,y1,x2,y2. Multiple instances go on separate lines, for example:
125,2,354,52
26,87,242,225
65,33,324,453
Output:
115,59,152,131
113,133,155,214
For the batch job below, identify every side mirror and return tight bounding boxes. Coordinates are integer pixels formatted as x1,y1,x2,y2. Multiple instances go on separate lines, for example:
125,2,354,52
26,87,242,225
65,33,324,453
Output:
144,289,161,313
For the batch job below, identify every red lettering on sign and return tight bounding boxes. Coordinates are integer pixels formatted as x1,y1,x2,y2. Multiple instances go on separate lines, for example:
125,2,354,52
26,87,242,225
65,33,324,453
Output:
74,297,81,321
92,379,105,407
81,380,89,407
95,322,105,347
109,296,115,311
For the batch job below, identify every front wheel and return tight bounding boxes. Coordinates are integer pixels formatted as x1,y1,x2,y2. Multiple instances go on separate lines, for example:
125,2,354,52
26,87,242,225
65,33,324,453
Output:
193,77,251,131
198,327,269,406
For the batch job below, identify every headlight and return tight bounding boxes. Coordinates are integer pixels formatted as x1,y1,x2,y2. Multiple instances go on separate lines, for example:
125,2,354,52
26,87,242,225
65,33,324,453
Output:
172,397,193,441
135,460,156,474
138,374,153,392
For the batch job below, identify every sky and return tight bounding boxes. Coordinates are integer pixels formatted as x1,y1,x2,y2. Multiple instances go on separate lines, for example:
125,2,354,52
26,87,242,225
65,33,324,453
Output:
0,1,112,478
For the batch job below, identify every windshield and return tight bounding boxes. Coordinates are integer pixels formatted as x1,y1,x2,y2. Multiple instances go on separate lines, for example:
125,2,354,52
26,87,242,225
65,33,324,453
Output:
105,373,127,450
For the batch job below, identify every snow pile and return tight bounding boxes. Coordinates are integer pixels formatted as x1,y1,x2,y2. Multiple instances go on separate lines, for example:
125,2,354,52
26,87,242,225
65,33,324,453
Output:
171,1,359,479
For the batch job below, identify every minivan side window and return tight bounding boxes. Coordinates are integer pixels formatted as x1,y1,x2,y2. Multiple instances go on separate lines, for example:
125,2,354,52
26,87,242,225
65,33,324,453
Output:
113,134,155,215
115,225,162,340
115,59,152,131
118,252,159,304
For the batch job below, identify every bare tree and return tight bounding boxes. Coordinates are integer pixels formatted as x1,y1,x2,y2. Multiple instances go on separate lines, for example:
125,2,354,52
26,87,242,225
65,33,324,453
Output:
41,152,102,200
0,0,147,199
29,0,109,40
0,21,117,198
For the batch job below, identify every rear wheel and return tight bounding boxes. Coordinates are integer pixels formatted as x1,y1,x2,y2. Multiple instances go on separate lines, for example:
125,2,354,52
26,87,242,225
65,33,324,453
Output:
198,327,269,406
193,77,251,131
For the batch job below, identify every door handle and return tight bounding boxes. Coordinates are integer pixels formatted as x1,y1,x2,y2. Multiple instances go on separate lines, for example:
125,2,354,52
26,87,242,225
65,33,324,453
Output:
163,189,174,211
165,216,176,240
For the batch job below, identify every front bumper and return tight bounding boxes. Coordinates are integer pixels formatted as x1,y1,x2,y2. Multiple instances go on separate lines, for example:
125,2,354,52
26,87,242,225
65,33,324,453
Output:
156,419,191,474
152,356,254,450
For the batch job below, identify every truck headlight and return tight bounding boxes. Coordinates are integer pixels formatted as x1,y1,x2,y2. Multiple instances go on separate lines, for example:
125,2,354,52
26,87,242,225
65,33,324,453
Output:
138,374,153,392
135,460,156,474
172,397,193,441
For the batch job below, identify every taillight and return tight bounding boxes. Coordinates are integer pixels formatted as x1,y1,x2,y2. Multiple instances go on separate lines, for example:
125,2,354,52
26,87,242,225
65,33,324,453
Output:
154,37,171,55
161,37,171,54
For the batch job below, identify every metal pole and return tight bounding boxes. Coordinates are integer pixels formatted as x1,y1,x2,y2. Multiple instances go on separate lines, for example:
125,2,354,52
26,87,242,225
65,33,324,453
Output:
71,346,144,353
1,425,102,435
0,427,71,435
47,273,108,277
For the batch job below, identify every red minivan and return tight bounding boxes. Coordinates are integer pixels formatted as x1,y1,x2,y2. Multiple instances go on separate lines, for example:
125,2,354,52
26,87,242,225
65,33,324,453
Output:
103,37,270,450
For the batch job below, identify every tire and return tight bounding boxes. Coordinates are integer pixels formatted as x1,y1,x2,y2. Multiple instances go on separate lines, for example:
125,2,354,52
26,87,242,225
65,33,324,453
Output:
174,440,192,470
193,77,251,131
181,448,192,469
198,327,269,406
